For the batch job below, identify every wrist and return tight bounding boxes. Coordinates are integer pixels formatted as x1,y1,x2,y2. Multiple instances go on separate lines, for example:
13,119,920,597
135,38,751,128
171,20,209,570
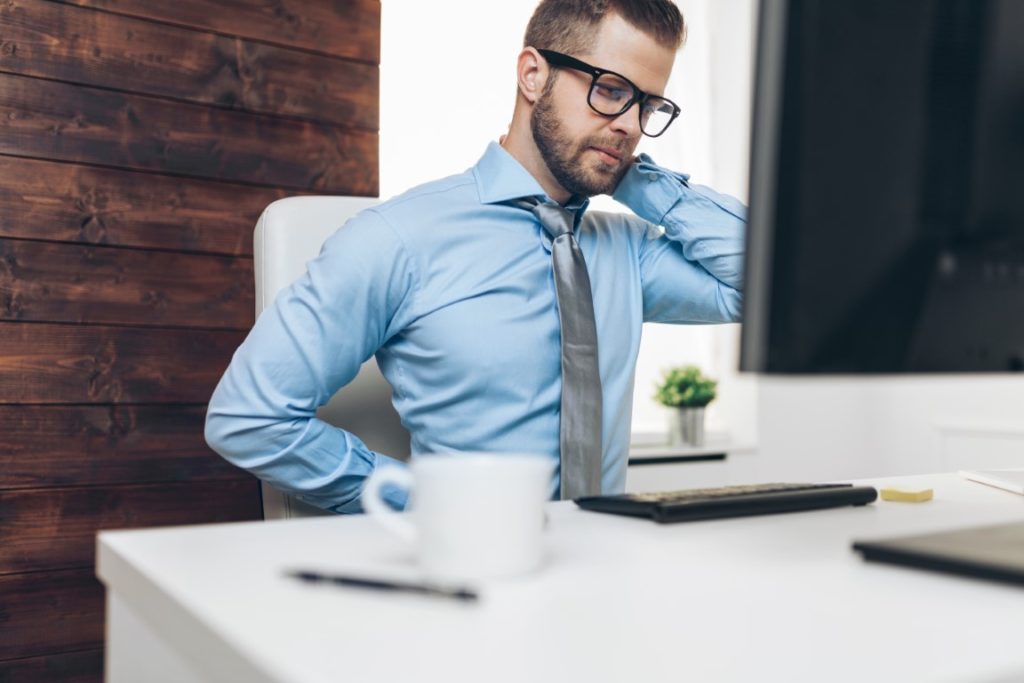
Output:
613,154,690,226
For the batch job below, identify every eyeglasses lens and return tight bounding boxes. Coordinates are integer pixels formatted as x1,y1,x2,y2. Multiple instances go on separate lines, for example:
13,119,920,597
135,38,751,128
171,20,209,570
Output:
640,98,676,136
588,74,676,136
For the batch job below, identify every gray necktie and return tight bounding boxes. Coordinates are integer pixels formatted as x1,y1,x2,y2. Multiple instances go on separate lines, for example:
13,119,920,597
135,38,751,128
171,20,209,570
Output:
515,198,603,499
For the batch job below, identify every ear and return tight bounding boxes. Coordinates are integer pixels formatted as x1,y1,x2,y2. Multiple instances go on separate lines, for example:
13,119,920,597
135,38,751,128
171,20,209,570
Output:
516,47,549,104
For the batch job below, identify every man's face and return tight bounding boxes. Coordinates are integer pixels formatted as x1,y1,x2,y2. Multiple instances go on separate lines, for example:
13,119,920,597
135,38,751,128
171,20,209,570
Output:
530,13,676,198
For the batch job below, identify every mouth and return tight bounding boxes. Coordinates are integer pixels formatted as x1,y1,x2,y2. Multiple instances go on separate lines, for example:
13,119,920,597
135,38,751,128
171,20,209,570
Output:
589,146,623,165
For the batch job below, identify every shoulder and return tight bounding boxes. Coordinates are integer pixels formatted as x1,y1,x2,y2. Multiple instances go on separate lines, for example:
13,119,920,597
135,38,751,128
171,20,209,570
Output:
323,169,478,253
370,170,478,227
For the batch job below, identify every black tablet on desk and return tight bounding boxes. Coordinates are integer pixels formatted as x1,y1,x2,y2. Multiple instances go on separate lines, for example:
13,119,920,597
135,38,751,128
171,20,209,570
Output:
853,521,1024,587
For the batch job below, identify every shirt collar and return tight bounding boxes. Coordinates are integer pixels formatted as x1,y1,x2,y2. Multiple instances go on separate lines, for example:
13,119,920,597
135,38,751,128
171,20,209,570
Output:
473,141,590,215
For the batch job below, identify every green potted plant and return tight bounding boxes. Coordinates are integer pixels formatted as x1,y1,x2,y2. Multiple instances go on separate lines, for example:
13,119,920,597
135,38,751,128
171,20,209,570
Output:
653,365,717,446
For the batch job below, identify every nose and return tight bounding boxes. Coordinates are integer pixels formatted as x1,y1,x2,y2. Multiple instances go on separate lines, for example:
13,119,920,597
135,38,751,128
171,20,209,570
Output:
608,100,642,137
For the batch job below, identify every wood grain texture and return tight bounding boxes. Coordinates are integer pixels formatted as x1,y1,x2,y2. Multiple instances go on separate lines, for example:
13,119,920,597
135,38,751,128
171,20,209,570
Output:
0,156,290,255
0,0,379,675
0,649,103,683
0,479,262,574
64,0,381,62
0,238,254,328
0,322,245,404
0,0,379,129
0,72,379,194
0,570,104,661
0,405,245,490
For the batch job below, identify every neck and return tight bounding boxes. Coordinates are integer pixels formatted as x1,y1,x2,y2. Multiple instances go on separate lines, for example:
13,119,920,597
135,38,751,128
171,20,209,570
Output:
500,119,572,205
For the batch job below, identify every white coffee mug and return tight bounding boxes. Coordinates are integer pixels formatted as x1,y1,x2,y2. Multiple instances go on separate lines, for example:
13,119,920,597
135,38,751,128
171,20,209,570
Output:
361,453,555,581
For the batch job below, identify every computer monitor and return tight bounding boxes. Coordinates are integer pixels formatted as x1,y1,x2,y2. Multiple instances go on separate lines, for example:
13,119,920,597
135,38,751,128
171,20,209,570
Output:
741,0,1024,373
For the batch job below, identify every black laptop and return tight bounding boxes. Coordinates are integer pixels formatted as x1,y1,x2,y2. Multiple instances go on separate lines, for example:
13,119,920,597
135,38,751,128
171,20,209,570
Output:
853,521,1024,587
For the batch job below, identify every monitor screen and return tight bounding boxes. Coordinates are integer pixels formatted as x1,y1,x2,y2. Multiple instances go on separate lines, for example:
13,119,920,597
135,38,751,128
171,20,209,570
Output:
741,0,1024,373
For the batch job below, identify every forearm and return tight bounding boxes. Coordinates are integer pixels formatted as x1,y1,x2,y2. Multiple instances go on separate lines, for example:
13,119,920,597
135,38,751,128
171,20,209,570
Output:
614,154,746,323
204,317,409,513
614,154,746,290
659,183,746,292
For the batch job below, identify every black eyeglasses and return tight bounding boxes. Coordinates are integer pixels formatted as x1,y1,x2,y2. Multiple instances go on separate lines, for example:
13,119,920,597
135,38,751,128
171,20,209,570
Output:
537,49,681,138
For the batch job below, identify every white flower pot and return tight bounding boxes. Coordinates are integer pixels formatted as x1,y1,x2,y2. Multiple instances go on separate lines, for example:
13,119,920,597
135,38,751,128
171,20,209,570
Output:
669,407,705,446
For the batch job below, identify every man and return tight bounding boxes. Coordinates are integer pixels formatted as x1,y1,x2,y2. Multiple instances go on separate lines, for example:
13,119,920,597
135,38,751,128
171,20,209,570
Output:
205,0,745,513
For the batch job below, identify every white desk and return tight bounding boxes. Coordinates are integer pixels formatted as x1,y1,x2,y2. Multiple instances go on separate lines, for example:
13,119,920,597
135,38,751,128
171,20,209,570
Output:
97,473,1024,683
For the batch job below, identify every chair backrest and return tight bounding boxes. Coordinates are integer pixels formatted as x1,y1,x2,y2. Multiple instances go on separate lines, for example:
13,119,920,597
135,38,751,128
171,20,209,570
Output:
253,196,410,519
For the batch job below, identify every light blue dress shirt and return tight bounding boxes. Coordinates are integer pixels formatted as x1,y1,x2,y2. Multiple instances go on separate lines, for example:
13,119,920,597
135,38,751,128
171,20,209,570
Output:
205,142,746,513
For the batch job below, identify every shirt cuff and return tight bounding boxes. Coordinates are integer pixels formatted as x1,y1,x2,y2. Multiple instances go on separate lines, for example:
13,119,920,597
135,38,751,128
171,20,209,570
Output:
612,153,691,226
322,453,410,514
370,454,411,511
328,486,407,514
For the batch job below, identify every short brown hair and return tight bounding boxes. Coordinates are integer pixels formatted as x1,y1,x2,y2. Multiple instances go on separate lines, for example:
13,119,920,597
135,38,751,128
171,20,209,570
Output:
524,0,686,55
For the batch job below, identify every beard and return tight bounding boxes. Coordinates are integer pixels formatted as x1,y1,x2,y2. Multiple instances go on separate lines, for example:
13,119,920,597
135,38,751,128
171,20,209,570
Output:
530,88,633,198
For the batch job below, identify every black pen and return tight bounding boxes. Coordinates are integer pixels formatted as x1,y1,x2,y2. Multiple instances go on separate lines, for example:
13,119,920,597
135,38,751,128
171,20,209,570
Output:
285,570,479,602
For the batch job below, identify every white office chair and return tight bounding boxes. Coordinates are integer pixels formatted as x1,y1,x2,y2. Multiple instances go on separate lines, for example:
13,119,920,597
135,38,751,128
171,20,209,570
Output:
253,196,411,519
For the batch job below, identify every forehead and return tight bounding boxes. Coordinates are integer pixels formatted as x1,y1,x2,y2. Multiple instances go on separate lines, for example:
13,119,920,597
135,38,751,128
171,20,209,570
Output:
577,13,676,95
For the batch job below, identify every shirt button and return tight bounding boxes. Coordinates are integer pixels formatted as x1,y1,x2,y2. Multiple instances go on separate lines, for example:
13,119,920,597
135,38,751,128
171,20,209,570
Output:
645,172,658,181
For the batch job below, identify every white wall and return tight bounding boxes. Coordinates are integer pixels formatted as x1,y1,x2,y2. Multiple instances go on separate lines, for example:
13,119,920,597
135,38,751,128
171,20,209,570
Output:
751,377,1024,482
379,1,536,196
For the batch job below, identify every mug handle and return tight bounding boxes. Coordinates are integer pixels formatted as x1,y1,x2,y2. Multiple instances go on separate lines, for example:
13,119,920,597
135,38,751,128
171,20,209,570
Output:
361,466,417,543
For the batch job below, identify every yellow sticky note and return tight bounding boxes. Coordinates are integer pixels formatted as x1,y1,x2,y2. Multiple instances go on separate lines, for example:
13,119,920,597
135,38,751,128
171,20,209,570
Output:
880,487,934,503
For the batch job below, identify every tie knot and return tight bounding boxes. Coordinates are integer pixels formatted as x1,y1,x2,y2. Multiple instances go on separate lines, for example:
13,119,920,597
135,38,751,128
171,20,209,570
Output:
530,201,576,239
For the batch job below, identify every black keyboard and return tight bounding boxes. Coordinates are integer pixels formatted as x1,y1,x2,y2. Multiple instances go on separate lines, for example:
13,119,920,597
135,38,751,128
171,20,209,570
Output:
575,482,878,523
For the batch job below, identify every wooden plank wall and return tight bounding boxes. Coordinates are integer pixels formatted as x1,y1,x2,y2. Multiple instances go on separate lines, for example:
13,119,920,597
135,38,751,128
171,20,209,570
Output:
0,1,380,679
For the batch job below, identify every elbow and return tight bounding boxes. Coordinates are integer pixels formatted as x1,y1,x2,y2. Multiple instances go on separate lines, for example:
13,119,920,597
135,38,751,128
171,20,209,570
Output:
204,402,236,465
718,284,744,322
203,368,269,472
203,380,251,471
729,289,744,322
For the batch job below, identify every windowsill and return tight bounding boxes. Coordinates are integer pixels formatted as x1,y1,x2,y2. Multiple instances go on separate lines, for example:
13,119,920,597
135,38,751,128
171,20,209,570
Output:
931,418,1024,438
628,430,756,464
